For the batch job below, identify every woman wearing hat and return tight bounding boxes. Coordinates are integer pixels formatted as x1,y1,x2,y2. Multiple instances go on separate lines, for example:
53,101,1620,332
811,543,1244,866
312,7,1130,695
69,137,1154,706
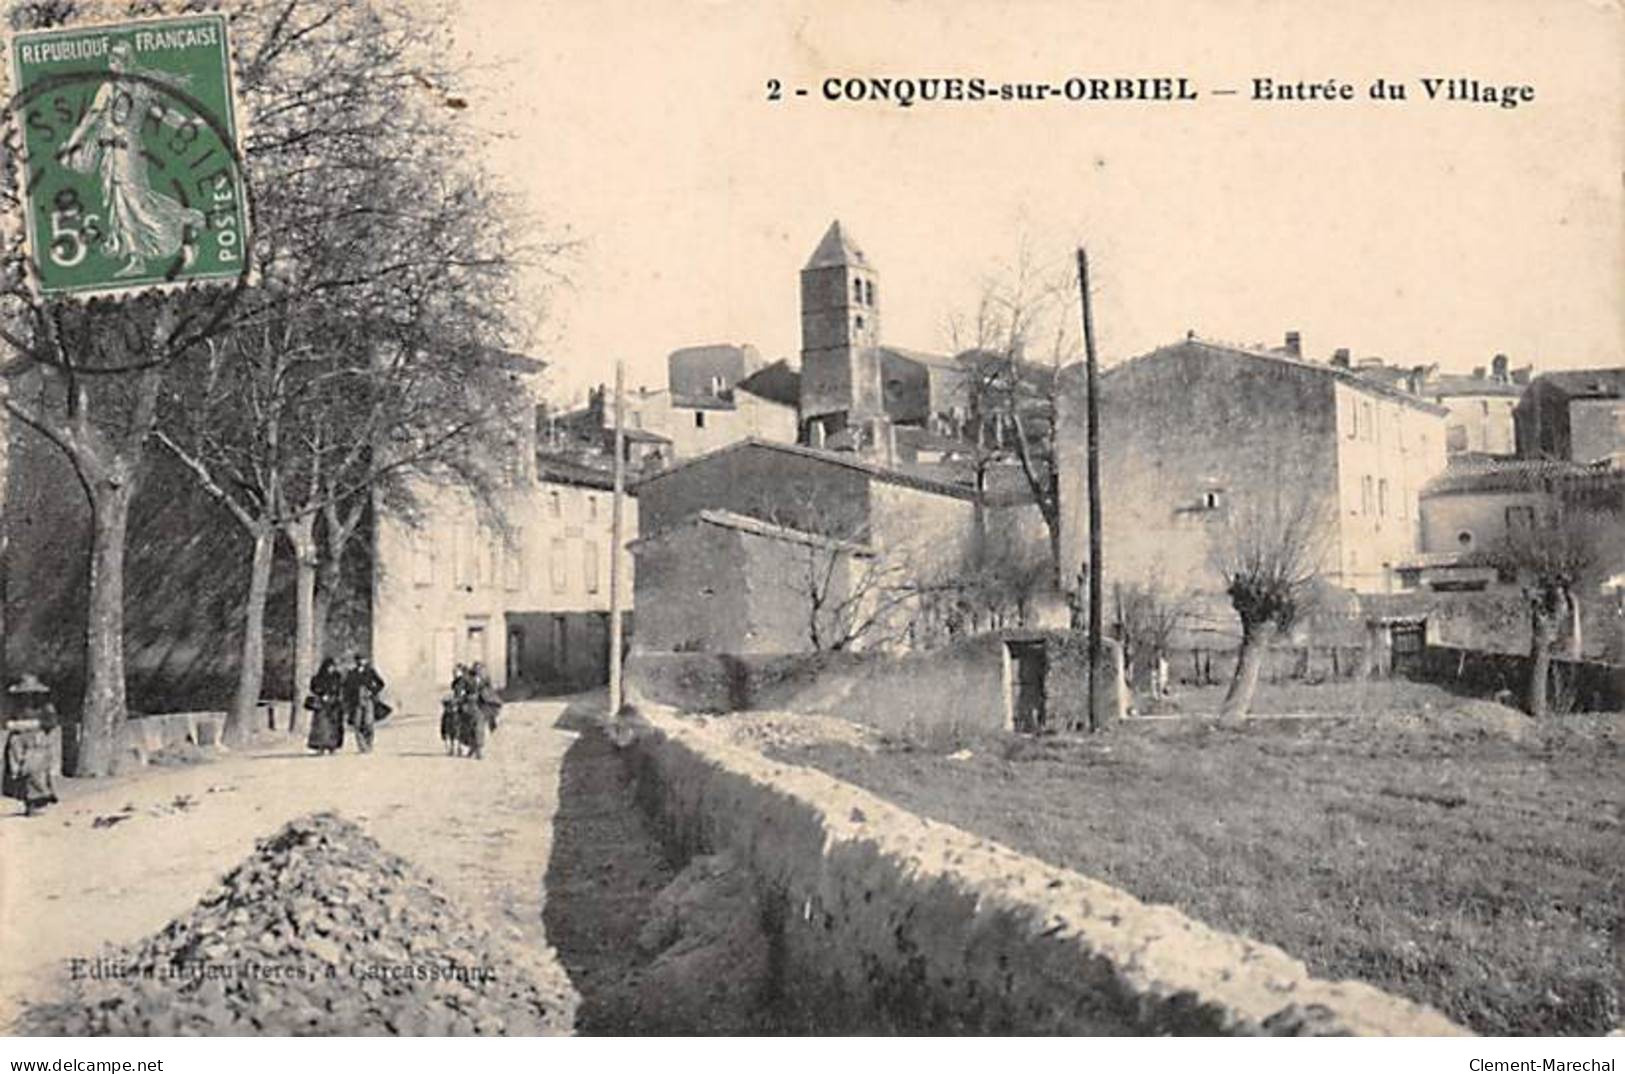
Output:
4,674,61,816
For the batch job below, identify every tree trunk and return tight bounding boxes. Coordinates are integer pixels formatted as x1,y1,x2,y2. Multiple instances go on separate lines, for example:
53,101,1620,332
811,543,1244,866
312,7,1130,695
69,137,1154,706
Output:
1221,620,1268,719
225,523,275,745
1562,589,1583,660
74,481,136,777
1527,595,1560,719
284,514,318,734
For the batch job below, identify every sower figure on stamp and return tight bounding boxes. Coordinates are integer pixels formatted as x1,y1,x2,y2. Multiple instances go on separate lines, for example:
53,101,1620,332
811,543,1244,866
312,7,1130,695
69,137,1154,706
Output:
342,654,385,754
3,675,61,817
305,658,345,755
59,40,205,278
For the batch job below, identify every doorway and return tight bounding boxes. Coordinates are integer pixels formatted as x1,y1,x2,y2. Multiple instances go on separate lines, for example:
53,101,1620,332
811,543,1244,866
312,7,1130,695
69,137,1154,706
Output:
1006,640,1047,733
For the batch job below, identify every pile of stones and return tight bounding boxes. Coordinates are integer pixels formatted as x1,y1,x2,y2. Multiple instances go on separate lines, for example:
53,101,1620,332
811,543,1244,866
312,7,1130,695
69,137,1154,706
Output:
24,813,572,1035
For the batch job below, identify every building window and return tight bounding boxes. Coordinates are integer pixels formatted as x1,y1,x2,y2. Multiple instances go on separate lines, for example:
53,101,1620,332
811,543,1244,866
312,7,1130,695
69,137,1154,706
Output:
694,411,706,428
503,527,523,591
1361,475,1374,515
1506,505,1535,530
854,314,865,331
1378,478,1389,517
853,278,863,303
549,490,561,518
587,495,598,521
1200,489,1224,510
1457,530,1474,550
454,523,474,588
1362,402,1374,441
866,280,875,306
1347,396,1358,439
412,532,434,587
550,537,568,593
710,374,726,396
584,541,600,594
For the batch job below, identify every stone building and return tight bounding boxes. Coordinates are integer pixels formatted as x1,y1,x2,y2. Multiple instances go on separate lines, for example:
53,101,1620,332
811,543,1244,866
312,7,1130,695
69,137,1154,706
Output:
1056,335,1451,619
1355,352,1530,457
1514,368,1625,463
371,452,636,715
549,343,798,466
631,438,1046,653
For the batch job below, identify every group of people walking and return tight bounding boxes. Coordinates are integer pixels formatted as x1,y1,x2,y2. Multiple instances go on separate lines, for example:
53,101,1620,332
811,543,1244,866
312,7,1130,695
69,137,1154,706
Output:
441,662,501,760
306,654,390,755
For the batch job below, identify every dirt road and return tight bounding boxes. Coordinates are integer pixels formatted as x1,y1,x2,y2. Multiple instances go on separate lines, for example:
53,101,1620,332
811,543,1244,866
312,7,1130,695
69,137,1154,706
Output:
0,700,582,1032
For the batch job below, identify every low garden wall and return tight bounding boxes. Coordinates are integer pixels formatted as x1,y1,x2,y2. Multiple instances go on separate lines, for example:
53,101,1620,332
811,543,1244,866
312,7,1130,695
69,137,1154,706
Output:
625,632,1126,741
1410,646,1623,712
617,703,1467,1035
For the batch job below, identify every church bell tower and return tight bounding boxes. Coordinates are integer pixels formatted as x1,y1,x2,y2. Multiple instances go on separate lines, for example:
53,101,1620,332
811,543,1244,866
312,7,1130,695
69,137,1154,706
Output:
799,220,882,439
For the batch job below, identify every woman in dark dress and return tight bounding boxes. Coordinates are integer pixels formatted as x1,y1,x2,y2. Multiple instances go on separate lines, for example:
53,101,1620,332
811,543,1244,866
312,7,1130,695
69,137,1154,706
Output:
305,658,345,754
4,675,60,816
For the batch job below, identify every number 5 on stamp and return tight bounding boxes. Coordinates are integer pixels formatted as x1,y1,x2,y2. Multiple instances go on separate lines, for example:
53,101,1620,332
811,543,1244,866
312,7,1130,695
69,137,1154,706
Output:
8,13,251,298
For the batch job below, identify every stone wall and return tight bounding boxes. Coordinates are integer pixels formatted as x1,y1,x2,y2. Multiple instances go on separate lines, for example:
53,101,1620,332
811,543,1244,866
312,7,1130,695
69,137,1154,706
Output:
617,704,1467,1035
626,632,1127,739
1411,646,1623,712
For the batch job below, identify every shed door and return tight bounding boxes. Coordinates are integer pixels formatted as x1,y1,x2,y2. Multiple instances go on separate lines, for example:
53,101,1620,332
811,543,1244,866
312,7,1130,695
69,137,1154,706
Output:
1007,641,1047,733
1390,622,1426,677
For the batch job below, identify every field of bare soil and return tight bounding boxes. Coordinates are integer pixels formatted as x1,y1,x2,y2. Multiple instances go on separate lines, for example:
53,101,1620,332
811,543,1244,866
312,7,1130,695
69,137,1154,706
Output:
767,692,1624,1036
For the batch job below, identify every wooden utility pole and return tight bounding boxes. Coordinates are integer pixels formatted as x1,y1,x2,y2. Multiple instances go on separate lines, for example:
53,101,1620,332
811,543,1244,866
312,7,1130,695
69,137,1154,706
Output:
607,361,627,717
1077,248,1103,732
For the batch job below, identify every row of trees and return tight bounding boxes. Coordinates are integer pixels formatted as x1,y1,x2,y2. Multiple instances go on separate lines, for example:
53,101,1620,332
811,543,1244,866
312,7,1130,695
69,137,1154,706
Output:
2,1,557,773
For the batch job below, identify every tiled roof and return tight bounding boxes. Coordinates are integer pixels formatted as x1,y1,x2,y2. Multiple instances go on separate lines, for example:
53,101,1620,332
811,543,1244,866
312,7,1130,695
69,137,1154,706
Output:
631,437,982,501
804,220,870,270
1105,338,1451,416
1529,368,1625,399
1422,457,1622,496
736,359,801,407
629,508,875,556
1427,374,1524,399
533,452,622,492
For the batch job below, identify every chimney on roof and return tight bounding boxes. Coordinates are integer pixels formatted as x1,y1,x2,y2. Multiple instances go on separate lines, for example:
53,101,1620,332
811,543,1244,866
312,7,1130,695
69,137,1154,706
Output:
1512,365,1532,386
1491,354,1509,383
1331,348,1351,369
1409,365,1431,395
1283,330,1302,357
1472,366,1486,379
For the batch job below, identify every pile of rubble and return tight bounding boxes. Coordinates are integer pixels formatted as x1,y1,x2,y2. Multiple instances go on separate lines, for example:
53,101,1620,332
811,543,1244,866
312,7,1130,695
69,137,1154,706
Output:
23,813,572,1035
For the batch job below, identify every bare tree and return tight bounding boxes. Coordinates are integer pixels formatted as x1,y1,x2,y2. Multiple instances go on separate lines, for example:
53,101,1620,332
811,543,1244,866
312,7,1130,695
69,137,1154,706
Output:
150,0,547,737
0,1,251,773
1486,507,1620,717
1113,573,1193,693
746,490,953,652
1208,487,1333,718
946,245,1079,586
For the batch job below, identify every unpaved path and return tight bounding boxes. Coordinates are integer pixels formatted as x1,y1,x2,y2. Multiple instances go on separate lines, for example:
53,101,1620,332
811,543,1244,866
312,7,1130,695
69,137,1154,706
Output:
0,700,582,1033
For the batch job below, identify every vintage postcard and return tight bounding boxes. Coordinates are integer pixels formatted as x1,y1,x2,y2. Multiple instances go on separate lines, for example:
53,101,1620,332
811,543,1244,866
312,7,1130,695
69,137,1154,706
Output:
0,0,1620,1058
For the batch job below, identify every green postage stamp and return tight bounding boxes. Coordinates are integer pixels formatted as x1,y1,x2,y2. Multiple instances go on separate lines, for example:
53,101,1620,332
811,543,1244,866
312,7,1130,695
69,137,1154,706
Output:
7,13,249,298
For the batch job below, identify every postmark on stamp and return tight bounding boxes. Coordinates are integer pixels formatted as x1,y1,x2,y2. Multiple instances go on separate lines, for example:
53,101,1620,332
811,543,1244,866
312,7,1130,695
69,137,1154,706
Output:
7,13,250,299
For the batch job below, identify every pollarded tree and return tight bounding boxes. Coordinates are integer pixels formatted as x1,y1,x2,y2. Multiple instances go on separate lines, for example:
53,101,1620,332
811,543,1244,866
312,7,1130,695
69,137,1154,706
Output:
1486,506,1620,717
1208,486,1333,718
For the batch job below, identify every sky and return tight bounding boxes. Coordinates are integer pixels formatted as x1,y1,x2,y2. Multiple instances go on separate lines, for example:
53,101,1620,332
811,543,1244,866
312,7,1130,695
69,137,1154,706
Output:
448,0,1623,403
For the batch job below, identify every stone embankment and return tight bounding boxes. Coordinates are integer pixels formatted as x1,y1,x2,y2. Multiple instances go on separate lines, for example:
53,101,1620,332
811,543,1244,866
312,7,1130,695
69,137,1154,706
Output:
614,703,1469,1036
